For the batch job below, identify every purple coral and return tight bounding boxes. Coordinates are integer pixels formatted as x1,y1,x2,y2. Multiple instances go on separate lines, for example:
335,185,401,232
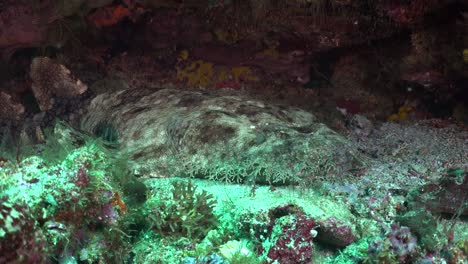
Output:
388,225,418,262
367,225,418,263
100,202,119,225
75,167,90,187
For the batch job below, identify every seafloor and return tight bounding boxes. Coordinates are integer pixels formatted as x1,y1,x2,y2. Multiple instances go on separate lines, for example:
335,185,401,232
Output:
1,0,467,262
1,109,467,263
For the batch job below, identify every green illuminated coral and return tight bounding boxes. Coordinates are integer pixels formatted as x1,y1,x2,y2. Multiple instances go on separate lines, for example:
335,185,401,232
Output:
148,180,218,240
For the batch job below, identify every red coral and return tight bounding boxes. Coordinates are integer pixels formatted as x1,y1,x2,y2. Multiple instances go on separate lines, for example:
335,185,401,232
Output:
75,167,90,187
111,192,127,214
87,4,130,28
0,201,46,263
267,214,317,264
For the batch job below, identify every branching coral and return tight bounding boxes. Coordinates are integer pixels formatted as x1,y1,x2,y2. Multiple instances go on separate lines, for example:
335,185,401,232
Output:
0,122,133,263
148,180,218,240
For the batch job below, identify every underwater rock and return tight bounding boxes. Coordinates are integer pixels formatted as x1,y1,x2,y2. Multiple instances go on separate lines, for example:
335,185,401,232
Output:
413,169,468,216
141,10,212,50
81,88,361,184
30,57,88,112
0,0,111,58
347,114,373,138
183,253,228,264
0,91,25,125
0,0,49,58
379,0,446,27
316,216,357,247
396,209,442,251
189,42,310,84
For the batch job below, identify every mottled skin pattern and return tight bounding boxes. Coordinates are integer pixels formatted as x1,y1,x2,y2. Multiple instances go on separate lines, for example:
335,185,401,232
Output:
82,88,360,183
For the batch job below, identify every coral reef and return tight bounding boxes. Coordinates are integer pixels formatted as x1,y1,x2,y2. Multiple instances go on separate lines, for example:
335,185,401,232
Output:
177,60,215,88
411,168,468,215
264,214,317,264
0,200,46,264
396,210,442,251
366,225,418,263
0,1,466,264
0,123,131,263
147,180,218,240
